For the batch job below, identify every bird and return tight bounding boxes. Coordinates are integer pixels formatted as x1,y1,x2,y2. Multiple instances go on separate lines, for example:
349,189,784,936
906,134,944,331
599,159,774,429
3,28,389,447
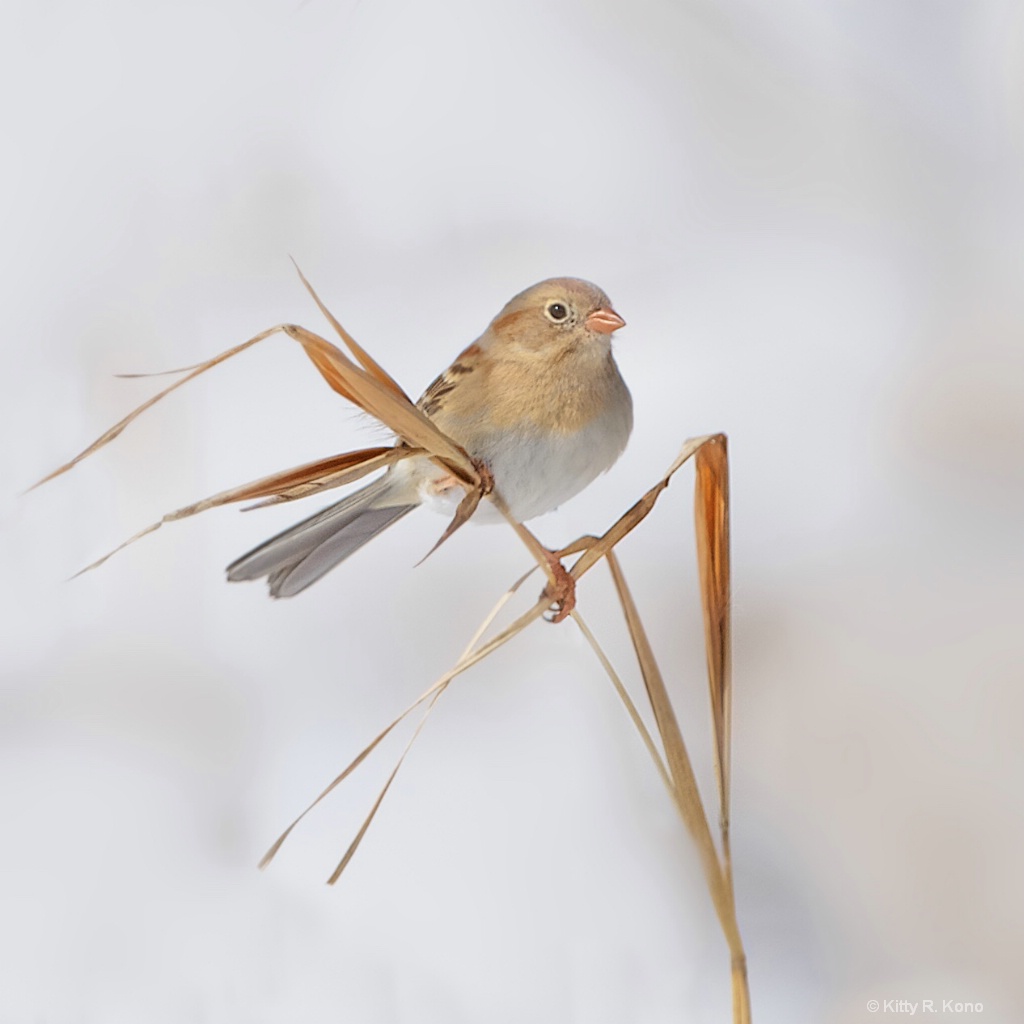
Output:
225,277,633,599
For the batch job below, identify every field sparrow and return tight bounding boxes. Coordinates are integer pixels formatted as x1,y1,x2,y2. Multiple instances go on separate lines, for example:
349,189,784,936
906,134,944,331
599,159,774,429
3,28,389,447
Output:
227,277,633,597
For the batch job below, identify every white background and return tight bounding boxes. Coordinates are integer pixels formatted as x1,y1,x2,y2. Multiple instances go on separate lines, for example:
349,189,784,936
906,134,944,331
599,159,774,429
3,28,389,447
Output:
3,1,1022,1021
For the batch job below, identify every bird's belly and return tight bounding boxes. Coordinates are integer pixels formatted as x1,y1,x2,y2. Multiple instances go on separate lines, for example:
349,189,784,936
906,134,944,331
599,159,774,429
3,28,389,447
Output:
414,411,631,524
485,428,617,520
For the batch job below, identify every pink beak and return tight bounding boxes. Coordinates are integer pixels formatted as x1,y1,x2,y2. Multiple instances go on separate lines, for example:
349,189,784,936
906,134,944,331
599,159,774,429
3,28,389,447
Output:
585,308,626,334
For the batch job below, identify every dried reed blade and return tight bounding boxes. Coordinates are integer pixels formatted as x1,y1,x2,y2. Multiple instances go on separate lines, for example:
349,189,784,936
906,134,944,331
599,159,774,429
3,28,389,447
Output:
280,280,477,483
606,544,749,1023
693,434,732,835
261,569,541,873
568,436,715,581
29,324,286,490
33,277,493,582
291,259,410,402
258,707,412,870
280,324,477,483
70,522,165,577
489,436,720,621
324,586,556,883
33,289,475,495
232,447,400,501
416,486,483,565
732,961,752,1024
570,610,672,793
554,535,600,559
692,436,747,1023
604,551,725,901
71,448,418,576
242,448,423,509
326,691,443,884
258,642,491,872
114,361,212,378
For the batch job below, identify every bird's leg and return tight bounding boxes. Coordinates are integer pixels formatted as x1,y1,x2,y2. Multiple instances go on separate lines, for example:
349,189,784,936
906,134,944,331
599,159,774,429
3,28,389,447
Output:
487,490,577,622
541,548,576,623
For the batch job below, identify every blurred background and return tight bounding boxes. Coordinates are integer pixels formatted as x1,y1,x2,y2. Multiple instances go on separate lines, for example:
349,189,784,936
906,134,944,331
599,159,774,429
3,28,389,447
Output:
2,1,1022,1021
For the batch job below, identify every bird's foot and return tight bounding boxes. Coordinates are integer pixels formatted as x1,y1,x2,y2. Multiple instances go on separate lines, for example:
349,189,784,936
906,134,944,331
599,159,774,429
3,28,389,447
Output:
541,550,576,623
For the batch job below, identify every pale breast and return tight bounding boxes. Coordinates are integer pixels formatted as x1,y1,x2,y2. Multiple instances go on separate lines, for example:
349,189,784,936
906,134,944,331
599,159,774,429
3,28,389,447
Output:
486,401,632,519
408,376,633,523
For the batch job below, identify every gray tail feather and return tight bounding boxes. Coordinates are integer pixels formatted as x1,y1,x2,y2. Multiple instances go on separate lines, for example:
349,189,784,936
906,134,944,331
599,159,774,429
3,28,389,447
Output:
226,478,416,598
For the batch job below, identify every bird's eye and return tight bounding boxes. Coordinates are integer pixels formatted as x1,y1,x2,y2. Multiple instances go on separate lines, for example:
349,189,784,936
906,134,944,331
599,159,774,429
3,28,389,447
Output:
545,301,569,322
